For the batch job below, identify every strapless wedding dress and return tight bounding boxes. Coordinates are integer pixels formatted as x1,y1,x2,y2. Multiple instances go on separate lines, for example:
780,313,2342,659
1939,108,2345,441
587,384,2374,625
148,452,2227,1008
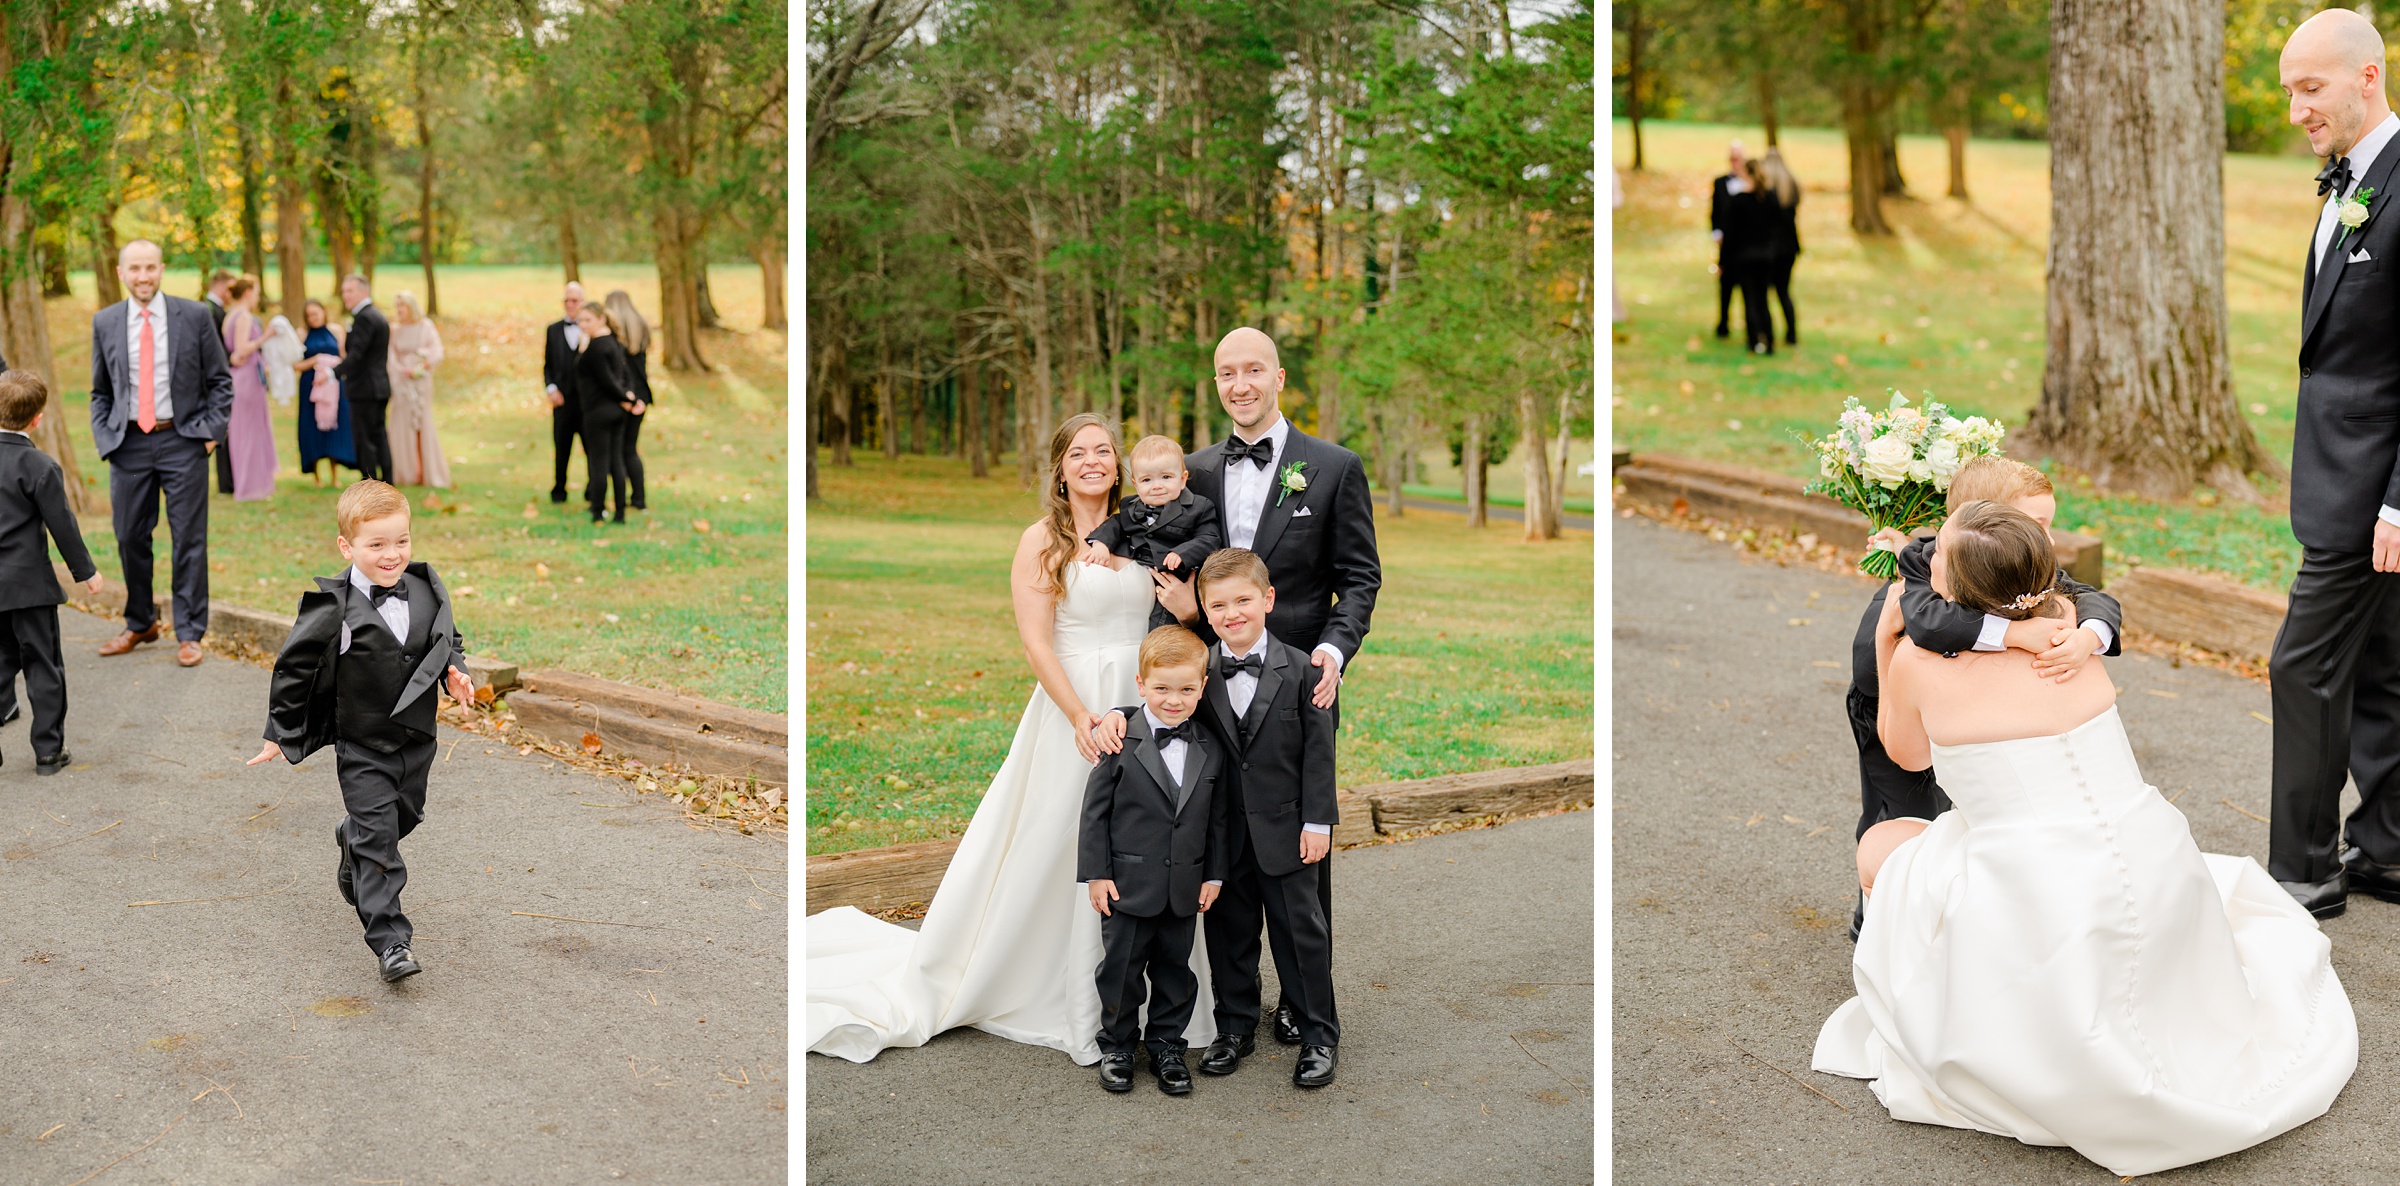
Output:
806,561,1215,1064
1814,706,2356,1177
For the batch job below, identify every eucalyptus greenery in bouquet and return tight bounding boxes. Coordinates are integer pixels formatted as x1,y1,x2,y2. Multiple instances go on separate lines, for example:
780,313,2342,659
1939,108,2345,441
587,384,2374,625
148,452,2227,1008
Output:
1797,392,2008,579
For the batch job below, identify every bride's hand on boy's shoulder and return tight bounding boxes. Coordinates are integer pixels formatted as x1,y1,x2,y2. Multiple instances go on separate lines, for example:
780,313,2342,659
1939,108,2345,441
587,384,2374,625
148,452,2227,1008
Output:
1074,710,1127,764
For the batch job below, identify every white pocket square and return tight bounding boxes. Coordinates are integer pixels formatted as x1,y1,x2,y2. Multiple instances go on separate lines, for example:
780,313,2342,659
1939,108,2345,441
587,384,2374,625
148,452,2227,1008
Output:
1291,505,1313,518
2352,248,2374,263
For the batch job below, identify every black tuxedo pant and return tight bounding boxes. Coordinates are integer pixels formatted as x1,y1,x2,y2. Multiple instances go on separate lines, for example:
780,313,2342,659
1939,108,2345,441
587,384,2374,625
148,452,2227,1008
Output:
1846,685,1949,837
1768,252,1798,343
551,404,584,498
108,427,210,642
1716,256,1738,332
350,396,392,484
1095,907,1199,1056
624,411,648,509
0,605,67,758
1733,261,1775,354
1205,839,1339,1047
2269,547,2400,883
337,735,436,956
583,417,630,518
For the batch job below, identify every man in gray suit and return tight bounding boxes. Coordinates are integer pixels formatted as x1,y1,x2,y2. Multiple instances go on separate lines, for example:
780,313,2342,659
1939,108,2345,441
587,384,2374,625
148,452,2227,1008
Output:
88,239,231,668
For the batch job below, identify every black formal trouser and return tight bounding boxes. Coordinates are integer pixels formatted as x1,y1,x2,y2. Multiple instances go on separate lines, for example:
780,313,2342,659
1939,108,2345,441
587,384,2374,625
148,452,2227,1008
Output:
1847,585,1949,836
108,427,211,641
2269,546,2400,883
337,735,436,956
1095,907,1199,1057
551,404,583,497
1735,262,1775,354
1205,836,1339,1047
0,605,67,757
583,416,629,518
350,396,392,484
624,411,647,509
1716,256,1737,330
1769,253,1798,342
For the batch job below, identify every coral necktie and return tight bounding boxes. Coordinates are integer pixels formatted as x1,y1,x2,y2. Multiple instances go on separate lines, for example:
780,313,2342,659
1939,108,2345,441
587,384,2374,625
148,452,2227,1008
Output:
135,306,156,433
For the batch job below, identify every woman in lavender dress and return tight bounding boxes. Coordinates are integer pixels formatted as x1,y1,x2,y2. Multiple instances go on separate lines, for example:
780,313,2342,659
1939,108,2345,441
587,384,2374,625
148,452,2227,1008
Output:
219,275,279,500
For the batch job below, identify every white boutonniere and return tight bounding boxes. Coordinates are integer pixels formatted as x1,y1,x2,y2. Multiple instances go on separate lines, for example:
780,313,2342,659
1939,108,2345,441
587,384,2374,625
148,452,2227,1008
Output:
2339,186,2377,248
1275,460,1309,507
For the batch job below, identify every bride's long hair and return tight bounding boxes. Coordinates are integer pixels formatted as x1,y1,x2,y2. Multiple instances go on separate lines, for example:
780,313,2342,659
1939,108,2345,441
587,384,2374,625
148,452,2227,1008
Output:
1944,500,2070,621
1038,412,1124,602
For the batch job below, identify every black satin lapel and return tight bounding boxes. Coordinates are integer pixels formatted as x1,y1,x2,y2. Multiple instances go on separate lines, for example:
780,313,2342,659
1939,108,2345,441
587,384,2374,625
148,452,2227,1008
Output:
1173,739,1210,818
1247,434,1309,560
1206,677,1241,744
1242,647,1286,739
2306,147,2400,349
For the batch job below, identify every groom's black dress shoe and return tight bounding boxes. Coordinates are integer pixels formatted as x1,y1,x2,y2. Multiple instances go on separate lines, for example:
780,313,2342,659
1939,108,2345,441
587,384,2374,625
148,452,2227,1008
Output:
2343,847,2400,904
1293,1044,1337,1088
1199,1031,1254,1075
1150,1046,1193,1096
34,750,65,776
379,944,421,983
335,821,357,907
1097,1052,1136,1093
1849,899,1863,943
1271,1004,1302,1046
2281,873,2348,920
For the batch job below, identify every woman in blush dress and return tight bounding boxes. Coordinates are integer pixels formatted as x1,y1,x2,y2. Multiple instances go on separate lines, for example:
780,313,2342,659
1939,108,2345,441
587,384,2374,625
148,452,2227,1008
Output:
294,299,357,484
219,275,278,500
385,290,451,488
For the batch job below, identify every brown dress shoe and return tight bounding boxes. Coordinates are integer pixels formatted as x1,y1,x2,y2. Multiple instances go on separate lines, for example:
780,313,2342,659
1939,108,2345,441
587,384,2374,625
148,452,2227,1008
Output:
98,623,162,656
176,640,204,667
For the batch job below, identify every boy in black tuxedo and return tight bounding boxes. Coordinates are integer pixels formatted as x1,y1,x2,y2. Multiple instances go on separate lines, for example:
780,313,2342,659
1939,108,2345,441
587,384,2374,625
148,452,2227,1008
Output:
1848,456,2121,936
250,480,475,984
0,372,102,771
1083,435,1224,631
1079,625,1228,1095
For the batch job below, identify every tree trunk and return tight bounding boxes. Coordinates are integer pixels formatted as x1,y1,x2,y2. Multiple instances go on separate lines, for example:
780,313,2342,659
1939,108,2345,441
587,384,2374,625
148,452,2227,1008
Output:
757,231,786,331
695,263,721,330
238,124,267,287
827,326,852,468
1519,388,1559,541
37,230,67,296
277,162,308,316
1758,70,1780,147
1879,131,1907,197
963,356,988,479
1944,123,1970,200
651,206,710,372
319,168,357,281
909,349,928,455
557,205,581,283
2027,0,2275,496
90,203,121,308
1841,85,1891,235
415,59,440,317
1622,1,1646,171
0,189,88,513
877,365,898,460
1463,413,1487,528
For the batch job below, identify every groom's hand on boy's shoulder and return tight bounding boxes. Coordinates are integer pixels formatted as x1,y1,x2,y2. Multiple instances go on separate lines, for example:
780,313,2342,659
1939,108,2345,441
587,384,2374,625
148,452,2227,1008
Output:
1153,569,1198,624
1309,650,1340,708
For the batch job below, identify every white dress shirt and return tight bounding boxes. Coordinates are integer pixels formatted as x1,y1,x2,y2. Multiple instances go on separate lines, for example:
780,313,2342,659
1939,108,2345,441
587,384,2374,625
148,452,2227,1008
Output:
1221,638,1330,837
1971,611,2114,655
125,292,173,420
347,566,410,649
1219,414,1346,673
1146,707,1222,888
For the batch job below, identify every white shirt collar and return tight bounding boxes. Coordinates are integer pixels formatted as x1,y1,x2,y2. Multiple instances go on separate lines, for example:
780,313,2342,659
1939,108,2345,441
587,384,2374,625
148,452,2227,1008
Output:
349,298,373,314
347,566,398,595
1142,706,1184,736
2341,112,2400,193
128,292,165,320
0,429,30,442
1221,634,1268,662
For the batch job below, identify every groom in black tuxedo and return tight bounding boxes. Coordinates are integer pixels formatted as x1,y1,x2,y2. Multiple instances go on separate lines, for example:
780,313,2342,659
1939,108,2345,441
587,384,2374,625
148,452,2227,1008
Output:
1161,325,1380,1050
2270,11,2400,918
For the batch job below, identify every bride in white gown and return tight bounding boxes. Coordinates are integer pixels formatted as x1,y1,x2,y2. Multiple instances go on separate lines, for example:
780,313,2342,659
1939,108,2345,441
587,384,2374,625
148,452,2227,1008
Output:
1815,501,2356,1178
807,413,1213,1065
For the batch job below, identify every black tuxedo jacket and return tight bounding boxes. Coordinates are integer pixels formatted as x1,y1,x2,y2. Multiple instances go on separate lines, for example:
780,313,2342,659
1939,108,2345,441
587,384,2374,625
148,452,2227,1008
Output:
1849,534,2122,701
87,296,234,459
1184,426,1381,661
576,337,636,427
2297,143,2400,552
263,562,467,763
1722,190,1780,267
1711,174,1746,261
544,321,582,416
337,303,392,402
1196,636,1339,878
0,435,95,612
1078,709,1229,918
1088,489,1223,573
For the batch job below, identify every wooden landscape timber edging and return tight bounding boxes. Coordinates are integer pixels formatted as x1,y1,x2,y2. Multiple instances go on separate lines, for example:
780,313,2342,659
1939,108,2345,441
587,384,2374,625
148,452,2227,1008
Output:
2105,566,2288,667
1613,453,2107,589
804,759,1596,914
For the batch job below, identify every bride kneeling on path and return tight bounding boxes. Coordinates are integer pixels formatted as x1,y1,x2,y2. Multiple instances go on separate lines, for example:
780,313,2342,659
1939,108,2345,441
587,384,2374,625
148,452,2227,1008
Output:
1814,500,2356,1177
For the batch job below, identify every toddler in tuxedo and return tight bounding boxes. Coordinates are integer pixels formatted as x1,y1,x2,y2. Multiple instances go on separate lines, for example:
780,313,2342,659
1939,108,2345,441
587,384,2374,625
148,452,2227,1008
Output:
249,480,475,984
1081,624,1226,1095
1845,455,2122,936
0,372,102,773
1082,434,1224,630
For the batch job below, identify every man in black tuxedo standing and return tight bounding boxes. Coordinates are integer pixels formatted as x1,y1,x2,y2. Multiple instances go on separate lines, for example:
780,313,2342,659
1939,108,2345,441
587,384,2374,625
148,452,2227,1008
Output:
1160,325,1380,1050
88,238,233,669
2270,10,2400,919
543,282,587,503
204,268,237,495
1710,140,1751,340
336,274,393,484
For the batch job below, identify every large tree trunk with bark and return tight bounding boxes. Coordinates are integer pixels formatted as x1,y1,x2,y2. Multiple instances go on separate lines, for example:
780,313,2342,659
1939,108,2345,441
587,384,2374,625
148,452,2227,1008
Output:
1518,388,1559,540
757,232,786,331
0,191,89,512
962,353,988,479
415,61,440,317
277,166,308,316
1758,70,1780,147
1462,412,1487,528
1841,86,1891,235
1621,0,1646,171
238,124,268,286
557,206,581,283
2027,0,2275,496
90,202,121,307
1944,123,1970,200
825,319,852,467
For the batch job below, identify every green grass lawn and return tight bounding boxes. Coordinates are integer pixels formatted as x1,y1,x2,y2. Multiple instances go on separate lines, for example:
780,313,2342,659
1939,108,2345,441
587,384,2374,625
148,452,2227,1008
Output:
804,454,1593,855
1613,120,2320,590
33,264,787,710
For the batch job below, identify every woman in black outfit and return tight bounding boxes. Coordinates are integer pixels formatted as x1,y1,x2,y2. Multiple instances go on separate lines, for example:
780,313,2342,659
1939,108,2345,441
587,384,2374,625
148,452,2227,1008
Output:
1726,160,1782,356
1760,148,1803,345
603,290,654,511
572,301,643,522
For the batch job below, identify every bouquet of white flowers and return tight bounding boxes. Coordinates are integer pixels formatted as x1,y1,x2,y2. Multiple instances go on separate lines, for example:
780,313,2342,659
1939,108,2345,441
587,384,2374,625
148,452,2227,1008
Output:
1797,392,2008,579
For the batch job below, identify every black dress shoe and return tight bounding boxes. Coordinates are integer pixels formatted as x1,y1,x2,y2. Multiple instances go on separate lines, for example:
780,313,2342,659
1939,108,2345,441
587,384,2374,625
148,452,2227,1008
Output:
379,944,421,983
1848,898,1863,944
2343,847,2400,904
2281,873,2348,920
1271,1003,1302,1046
34,750,67,776
1096,1052,1135,1093
1714,323,1731,339
1293,1044,1337,1088
1199,1031,1255,1075
550,488,568,504
1150,1046,1193,1096
1,704,22,726
335,821,357,907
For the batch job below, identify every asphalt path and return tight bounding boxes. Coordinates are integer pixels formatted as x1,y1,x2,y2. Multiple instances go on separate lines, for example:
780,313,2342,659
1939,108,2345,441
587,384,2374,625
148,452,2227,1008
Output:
1611,514,2400,1183
804,809,1594,1186
1,606,786,1184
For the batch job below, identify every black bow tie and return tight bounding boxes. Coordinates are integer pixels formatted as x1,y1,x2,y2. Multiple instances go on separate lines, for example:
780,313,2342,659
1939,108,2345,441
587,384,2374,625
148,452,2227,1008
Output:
367,581,408,606
1217,651,1264,680
1225,437,1275,469
2320,154,2355,198
1152,720,1197,747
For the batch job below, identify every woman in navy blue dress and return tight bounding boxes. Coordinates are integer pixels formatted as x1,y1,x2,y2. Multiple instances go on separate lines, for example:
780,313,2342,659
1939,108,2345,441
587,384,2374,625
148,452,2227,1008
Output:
293,298,357,483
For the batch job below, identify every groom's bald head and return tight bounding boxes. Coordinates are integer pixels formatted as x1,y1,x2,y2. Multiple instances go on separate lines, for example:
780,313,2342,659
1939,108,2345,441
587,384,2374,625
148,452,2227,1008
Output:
1213,327,1285,434
2284,9,2391,158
